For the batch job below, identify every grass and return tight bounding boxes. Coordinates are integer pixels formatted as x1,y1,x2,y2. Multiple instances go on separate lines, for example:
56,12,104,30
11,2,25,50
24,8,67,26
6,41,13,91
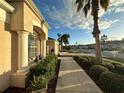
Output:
104,57,124,64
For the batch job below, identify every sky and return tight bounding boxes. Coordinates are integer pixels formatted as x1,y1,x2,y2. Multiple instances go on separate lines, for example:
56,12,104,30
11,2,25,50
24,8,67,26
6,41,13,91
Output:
33,0,124,45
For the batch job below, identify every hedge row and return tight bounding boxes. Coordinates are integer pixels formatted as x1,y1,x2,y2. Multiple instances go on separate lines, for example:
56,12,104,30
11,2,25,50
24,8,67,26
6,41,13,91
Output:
73,56,124,93
100,72,124,93
73,56,95,70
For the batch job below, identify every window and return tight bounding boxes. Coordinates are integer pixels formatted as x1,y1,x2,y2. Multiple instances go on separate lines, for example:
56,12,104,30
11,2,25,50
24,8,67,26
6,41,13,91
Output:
28,31,39,62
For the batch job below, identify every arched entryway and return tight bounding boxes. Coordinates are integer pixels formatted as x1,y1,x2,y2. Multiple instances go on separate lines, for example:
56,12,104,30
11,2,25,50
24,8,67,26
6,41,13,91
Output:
28,25,47,62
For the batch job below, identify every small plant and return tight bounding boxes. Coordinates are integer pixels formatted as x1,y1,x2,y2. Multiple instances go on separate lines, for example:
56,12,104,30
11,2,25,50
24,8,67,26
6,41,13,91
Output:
30,75,46,91
27,54,57,91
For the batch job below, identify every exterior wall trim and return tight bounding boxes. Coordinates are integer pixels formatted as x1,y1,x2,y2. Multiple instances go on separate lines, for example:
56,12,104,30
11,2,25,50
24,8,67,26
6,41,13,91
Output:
0,0,14,13
24,0,49,29
48,40,59,43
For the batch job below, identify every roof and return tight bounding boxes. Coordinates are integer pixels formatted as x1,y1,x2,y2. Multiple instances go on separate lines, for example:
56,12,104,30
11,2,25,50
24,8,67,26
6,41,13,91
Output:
48,37,55,40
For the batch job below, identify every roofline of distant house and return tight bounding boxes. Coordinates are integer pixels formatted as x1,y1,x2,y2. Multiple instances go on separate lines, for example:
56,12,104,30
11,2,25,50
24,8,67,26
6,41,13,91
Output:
48,37,59,43
48,40,59,44
0,0,15,13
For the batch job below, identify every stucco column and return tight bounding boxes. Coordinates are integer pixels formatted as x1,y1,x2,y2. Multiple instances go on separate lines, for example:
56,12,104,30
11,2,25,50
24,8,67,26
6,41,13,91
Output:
17,31,29,72
41,40,46,57
37,40,41,56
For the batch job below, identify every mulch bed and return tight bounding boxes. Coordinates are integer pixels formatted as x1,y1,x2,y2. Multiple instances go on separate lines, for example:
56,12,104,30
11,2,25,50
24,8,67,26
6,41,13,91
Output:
3,87,30,93
3,59,61,93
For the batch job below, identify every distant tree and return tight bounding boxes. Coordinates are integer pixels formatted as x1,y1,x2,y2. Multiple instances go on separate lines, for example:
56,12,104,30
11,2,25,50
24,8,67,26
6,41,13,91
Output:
101,34,108,43
57,33,70,51
57,33,62,51
75,0,110,63
122,38,124,42
101,34,108,50
61,34,70,46
57,33,62,45
75,42,78,45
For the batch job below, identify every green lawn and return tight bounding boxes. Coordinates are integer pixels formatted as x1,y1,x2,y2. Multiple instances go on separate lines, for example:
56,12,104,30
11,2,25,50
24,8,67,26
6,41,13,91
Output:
104,57,124,64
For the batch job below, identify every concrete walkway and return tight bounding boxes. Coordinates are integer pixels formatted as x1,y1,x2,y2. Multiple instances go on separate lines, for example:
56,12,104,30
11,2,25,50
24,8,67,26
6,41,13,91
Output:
56,57,103,93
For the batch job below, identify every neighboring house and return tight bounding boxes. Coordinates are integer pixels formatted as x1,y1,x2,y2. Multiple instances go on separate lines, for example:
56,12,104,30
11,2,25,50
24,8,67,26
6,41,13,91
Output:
69,40,124,51
0,0,49,92
46,37,59,55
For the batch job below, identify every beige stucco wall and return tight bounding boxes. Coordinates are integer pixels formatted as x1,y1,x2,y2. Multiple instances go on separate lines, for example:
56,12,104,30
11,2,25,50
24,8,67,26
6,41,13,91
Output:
9,2,24,31
9,1,48,36
24,2,39,33
0,8,18,93
47,40,59,55
0,20,11,93
0,0,49,92
55,41,59,55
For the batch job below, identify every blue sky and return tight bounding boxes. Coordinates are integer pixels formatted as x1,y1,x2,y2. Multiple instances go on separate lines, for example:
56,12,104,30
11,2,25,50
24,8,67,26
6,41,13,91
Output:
33,0,124,45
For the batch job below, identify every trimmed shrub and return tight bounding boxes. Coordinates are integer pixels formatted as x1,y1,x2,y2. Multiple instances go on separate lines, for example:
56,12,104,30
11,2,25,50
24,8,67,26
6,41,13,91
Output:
86,56,96,62
78,56,95,70
80,56,88,62
89,65,108,80
100,62,115,71
73,56,80,62
100,72,124,93
106,60,122,66
114,64,124,75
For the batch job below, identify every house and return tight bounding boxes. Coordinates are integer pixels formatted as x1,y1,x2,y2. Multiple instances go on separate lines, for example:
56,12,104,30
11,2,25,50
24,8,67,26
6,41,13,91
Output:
0,0,49,92
46,37,59,55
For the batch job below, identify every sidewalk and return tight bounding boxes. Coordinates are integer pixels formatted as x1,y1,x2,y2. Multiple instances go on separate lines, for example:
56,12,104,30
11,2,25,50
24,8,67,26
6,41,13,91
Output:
56,57,103,93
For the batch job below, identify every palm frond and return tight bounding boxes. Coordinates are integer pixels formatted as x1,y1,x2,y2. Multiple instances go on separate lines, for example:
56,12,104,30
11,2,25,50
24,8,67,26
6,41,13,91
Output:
76,0,84,12
100,0,110,11
83,0,91,17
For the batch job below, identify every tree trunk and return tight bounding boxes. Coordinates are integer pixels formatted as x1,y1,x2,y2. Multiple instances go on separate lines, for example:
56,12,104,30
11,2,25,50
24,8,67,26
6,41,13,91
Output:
61,42,63,52
92,11,102,63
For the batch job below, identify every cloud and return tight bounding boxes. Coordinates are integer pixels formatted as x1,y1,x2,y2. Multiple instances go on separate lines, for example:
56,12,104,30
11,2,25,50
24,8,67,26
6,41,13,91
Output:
44,0,123,31
99,19,119,30
108,36,124,41
110,0,124,7
115,7,124,13
107,0,124,13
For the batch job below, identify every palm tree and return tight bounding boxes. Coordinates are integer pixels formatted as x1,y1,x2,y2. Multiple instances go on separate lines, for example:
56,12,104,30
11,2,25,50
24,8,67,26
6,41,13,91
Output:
61,34,70,46
101,34,108,50
57,33,62,51
101,34,108,43
76,0,110,63
57,34,70,51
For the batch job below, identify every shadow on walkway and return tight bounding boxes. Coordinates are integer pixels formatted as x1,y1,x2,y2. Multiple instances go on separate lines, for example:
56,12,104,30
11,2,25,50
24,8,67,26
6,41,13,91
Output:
56,57,103,93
